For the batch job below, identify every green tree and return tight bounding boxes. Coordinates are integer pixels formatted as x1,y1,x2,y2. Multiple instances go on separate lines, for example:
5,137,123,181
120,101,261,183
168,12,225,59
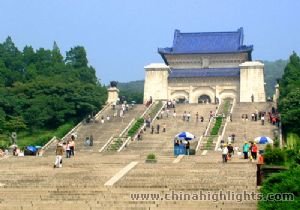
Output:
66,46,88,68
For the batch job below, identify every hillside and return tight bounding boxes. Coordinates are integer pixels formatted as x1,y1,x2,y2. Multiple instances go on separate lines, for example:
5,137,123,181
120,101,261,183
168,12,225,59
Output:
264,59,288,97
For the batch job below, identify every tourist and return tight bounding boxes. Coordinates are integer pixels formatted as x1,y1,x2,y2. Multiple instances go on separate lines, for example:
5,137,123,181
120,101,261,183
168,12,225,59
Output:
69,136,75,156
163,123,166,132
187,112,191,122
243,142,249,159
166,108,170,117
54,142,64,168
245,114,248,121
89,135,93,146
251,94,254,102
137,130,143,140
156,124,160,134
160,109,164,119
231,134,235,143
251,143,258,160
222,144,228,163
200,116,204,122
106,115,110,121
196,112,199,122
251,113,255,121
261,115,265,125
227,135,232,144
227,144,234,159
101,116,104,124
186,141,190,156
183,111,186,121
173,110,177,118
151,125,154,134
65,140,71,158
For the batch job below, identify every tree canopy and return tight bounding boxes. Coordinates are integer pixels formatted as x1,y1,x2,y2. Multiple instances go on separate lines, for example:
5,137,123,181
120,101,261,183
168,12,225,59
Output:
0,37,107,143
278,52,300,135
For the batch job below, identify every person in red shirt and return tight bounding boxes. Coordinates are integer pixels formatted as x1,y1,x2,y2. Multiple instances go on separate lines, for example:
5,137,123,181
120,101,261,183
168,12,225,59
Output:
251,143,258,160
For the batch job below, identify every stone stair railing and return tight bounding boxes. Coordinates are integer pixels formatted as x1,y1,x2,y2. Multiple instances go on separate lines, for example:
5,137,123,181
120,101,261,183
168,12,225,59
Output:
199,99,233,150
132,100,166,141
41,102,111,152
104,101,160,152
215,99,235,151
118,100,166,151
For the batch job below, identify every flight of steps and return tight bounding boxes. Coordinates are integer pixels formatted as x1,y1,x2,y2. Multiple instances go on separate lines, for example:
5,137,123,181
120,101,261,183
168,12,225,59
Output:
122,103,216,158
0,151,257,210
198,99,233,151
44,104,146,155
222,102,276,149
0,102,271,210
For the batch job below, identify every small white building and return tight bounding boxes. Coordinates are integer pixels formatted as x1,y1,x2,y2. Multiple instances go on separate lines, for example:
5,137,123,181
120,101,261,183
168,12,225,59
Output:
144,28,266,103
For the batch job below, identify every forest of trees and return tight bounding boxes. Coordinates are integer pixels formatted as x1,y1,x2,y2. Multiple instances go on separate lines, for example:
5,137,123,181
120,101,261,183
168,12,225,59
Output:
0,37,107,148
278,52,300,137
259,52,300,210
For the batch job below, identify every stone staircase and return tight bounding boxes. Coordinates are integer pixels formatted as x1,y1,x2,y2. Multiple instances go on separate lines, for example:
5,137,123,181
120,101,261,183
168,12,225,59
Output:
0,102,273,210
198,99,233,151
0,151,257,210
122,103,216,157
44,104,146,155
221,102,276,150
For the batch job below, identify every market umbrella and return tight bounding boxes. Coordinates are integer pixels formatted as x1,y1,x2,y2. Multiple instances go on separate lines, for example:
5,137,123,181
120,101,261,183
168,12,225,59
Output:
175,131,196,141
254,136,273,144
26,146,37,153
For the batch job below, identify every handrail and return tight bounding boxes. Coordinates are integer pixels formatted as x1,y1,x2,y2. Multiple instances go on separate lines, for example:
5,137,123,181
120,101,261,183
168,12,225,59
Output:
214,99,235,151
42,102,111,152
117,137,131,152
94,102,111,120
119,118,135,137
132,101,166,141
195,135,203,152
41,136,57,151
99,135,114,153
204,104,221,136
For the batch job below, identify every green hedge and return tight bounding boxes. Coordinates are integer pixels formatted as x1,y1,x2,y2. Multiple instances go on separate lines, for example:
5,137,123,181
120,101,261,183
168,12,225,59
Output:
149,101,163,119
210,117,223,135
264,147,286,165
127,118,144,137
147,153,156,160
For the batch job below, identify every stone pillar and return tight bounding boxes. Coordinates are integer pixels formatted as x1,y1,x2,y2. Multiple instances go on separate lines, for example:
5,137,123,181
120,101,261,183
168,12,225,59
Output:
273,84,280,107
239,61,266,102
106,87,119,104
144,63,170,103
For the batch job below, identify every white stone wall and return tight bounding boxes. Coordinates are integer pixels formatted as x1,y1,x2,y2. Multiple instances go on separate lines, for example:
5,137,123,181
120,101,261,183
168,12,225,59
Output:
143,63,170,102
239,61,266,102
168,77,239,103
165,53,248,69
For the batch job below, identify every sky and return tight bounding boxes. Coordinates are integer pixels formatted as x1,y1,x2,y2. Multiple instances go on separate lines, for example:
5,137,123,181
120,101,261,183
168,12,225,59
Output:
1,0,300,84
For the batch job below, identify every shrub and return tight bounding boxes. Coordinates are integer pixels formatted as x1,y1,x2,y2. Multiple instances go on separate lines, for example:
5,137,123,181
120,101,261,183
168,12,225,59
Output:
259,167,300,210
127,118,144,137
264,148,285,165
147,153,156,160
210,117,222,135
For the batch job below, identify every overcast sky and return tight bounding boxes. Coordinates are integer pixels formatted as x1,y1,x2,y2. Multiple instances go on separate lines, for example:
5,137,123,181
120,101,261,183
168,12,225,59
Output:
1,0,299,84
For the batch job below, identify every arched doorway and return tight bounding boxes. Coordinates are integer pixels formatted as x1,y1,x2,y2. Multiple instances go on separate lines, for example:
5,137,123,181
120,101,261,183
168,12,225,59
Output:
198,95,211,104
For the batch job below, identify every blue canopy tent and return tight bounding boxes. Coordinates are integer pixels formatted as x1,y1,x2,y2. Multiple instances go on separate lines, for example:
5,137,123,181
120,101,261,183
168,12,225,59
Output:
174,132,196,156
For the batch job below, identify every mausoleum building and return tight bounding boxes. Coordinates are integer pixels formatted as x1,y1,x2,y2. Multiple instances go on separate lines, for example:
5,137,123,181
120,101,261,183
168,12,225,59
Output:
144,28,266,103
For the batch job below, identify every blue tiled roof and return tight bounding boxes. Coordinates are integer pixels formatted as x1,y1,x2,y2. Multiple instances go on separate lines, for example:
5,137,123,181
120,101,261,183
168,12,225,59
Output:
168,68,240,78
158,28,253,55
